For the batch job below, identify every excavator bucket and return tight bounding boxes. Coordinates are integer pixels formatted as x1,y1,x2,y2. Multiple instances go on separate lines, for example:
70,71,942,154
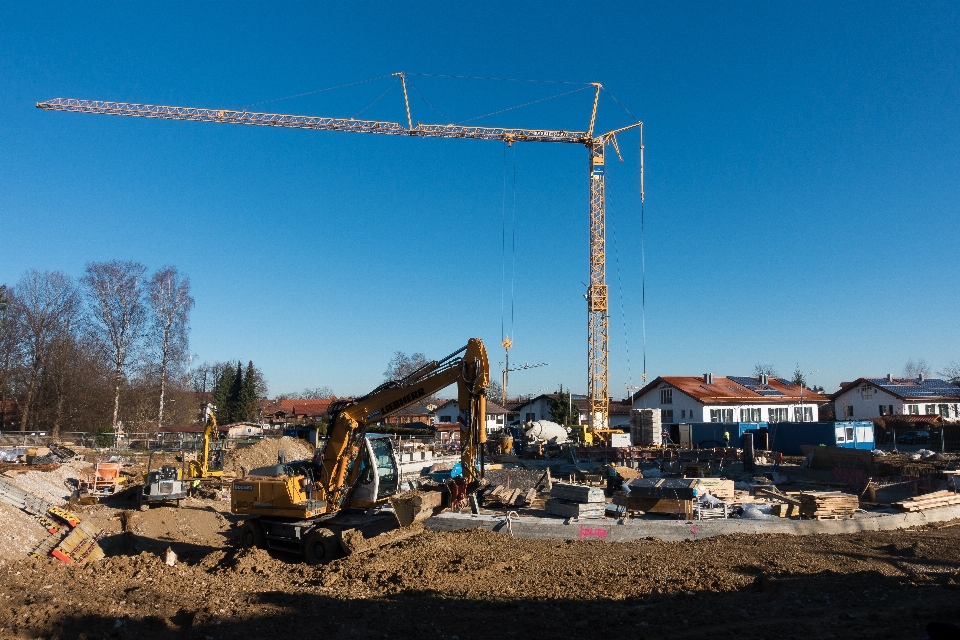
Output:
389,490,444,527
339,523,425,555
338,491,443,556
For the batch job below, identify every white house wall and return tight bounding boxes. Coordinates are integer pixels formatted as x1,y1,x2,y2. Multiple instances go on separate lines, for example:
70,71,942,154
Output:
432,401,505,433
634,385,819,423
834,384,960,420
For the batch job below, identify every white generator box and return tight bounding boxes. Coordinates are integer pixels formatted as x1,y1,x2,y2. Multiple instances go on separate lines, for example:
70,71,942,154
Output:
610,432,631,448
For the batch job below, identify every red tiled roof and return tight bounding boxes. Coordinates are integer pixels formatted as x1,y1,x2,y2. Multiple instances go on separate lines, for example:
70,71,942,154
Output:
634,376,828,405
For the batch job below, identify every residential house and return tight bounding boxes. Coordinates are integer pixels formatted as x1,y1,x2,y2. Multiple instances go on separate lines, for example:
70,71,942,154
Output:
382,404,433,428
261,398,338,428
432,399,508,434
632,374,828,423
831,375,960,421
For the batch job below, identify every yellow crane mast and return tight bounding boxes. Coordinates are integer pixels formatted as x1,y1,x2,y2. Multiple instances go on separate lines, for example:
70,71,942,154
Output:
37,74,641,429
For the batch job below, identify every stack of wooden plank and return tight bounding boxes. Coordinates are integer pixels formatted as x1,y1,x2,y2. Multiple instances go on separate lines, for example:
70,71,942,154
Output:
545,482,605,518
893,491,960,512
481,484,536,508
798,491,859,519
614,478,697,518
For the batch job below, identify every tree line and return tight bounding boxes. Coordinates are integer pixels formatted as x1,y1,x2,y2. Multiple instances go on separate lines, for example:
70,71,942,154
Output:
0,260,200,437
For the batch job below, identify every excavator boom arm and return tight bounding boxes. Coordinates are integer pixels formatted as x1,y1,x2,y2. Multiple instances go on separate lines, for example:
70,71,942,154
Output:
318,338,489,510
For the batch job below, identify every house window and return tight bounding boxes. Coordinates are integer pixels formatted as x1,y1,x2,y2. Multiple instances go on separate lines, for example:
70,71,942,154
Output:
907,404,919,415
845,406,854,419
861,385,873,400
439,416,451,423
879,405,888,416
768,408,788,422
709,409,734,422
680,409,685,418
794,406,813,422
925,404,936,415
662,410,674,422
524,412,536,422
739,408,761,422
660,389,673,404
496,415,504,424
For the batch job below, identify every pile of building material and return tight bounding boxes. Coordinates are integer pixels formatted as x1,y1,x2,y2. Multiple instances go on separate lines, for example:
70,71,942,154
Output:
893,490,960,512
694,477,735,503
630,409,660,446
545,482,605,518
481,485,536,508
798,491,859,519
0,476,104,563
614,478,698,518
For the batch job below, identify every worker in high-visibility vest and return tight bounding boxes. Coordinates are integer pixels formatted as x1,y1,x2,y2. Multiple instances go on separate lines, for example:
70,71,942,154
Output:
723,429,731,448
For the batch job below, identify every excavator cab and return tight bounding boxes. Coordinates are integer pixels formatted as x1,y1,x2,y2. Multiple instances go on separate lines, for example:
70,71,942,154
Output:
349,435,401,507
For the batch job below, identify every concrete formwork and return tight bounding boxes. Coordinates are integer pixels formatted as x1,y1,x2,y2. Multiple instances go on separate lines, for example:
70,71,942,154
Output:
425,503,960,542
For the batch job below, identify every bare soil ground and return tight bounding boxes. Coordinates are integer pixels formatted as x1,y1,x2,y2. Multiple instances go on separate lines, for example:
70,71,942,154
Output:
0,506,957,640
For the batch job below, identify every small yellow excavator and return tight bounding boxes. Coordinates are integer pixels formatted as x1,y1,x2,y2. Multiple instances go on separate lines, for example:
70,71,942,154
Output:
232,338,489,563
188,407,224,479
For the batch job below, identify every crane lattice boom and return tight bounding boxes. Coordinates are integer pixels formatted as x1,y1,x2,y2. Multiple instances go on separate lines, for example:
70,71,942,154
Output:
38,80,641,430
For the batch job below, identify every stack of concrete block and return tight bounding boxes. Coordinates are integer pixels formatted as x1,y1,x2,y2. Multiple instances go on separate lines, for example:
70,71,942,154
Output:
545,482,605,518
630,409,660,446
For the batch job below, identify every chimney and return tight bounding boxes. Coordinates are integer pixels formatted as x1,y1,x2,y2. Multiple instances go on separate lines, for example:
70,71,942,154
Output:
759,374,768,385
886,373,893,382
703,373,714,385
919,373,925,382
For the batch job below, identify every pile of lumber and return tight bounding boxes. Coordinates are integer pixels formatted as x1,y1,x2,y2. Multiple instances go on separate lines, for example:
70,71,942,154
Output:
893,490,960,512
545,482,605,518
615,478,697,518
481,484,536,508
798,491,859,519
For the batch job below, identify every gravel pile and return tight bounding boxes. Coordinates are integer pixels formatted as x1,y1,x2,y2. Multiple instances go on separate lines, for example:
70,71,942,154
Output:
2,460,90,504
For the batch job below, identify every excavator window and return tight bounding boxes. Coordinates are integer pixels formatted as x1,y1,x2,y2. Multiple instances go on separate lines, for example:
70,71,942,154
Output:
370,437,398,498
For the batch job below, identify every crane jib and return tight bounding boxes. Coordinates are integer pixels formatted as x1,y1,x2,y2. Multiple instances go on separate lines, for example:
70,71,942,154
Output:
378,388,425,417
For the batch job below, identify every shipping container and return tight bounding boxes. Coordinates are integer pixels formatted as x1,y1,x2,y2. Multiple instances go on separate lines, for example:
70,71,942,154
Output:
767,421,874,455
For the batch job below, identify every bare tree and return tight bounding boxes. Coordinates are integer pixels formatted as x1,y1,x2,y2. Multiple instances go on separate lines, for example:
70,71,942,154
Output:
82,260,148,430
384,351,430,381
753,363,778,379
0,285,23,430
903,358,931,379
938,362,960,385
11,271,80,431
147,267,194,429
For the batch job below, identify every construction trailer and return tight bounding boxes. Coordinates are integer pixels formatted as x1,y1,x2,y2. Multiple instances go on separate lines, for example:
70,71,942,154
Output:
673,422,768,449
672,421,875,454
767,421,875,455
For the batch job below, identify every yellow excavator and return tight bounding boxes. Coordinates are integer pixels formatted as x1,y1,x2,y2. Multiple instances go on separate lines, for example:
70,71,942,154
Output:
232,338,489,563
188,406,224,479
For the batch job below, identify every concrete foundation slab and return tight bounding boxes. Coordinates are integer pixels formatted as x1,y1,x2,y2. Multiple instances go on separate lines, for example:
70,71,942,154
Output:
425,503,960,542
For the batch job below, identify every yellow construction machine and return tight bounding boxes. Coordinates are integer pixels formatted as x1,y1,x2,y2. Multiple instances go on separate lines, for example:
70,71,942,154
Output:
232,338,489,563
187,408,224,479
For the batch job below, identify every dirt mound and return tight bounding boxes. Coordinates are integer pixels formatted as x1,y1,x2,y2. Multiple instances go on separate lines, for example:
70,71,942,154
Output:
223,436,313,474
1,522,959,639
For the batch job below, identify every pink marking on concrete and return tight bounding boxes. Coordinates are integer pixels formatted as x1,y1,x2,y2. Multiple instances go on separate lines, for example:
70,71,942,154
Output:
578,525,609,540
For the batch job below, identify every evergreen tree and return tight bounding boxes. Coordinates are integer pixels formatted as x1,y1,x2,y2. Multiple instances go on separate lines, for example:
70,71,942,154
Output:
240,361,259,422
227,361,243,423
550,385,577,427
212,362,235,424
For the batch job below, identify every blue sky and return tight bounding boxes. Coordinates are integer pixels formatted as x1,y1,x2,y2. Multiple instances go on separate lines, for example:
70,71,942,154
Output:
2,2,958,398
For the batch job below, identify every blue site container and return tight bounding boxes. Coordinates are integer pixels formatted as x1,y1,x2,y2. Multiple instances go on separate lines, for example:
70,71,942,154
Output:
674,422,768,448
766,421,874,455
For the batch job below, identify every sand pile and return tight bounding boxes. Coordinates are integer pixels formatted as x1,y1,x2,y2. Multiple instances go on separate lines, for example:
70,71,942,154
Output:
223,436,313,474
2,460,89,504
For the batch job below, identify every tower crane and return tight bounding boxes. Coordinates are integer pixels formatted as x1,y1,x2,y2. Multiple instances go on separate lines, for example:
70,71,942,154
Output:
37,73,642,429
